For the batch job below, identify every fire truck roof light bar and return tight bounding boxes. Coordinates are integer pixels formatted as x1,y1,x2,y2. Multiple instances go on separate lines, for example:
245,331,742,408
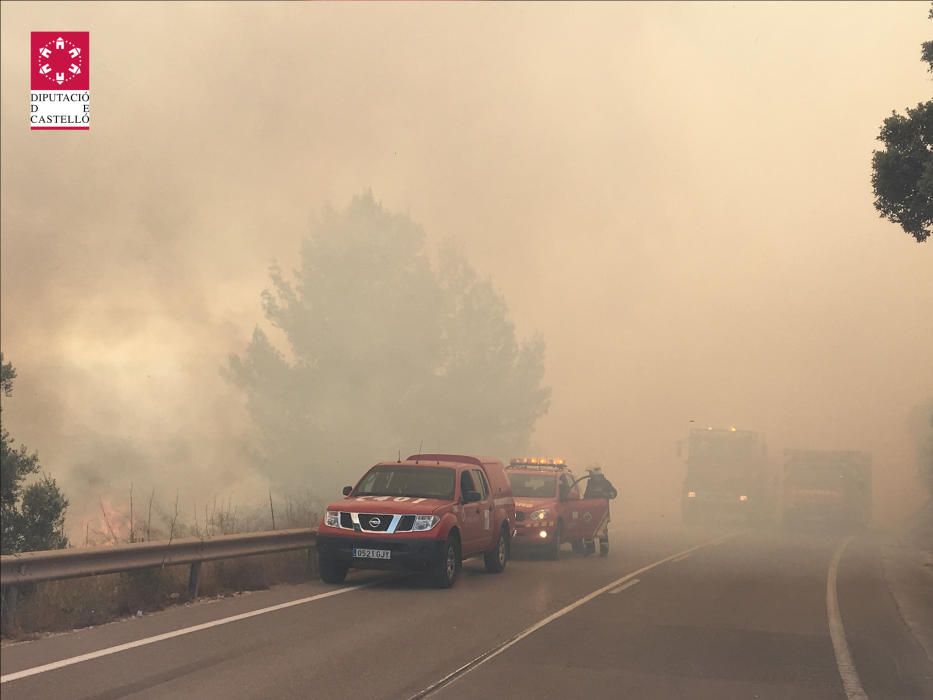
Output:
508,457,568,470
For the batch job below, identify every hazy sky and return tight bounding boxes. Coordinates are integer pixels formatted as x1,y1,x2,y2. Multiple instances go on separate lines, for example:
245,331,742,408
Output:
2,2,931,529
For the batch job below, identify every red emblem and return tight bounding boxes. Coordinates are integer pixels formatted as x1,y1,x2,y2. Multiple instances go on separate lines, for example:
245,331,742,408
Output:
31,32,89,90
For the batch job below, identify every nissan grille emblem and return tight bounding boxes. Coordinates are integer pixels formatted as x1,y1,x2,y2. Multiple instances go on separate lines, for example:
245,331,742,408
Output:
368,517,382,528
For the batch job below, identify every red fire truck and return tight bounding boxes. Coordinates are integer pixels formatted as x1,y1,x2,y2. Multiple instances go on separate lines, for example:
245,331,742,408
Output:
782,449,872,530
506,458,614,558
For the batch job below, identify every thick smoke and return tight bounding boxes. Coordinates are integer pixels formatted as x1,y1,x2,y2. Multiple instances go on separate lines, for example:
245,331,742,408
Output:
1,3,931,536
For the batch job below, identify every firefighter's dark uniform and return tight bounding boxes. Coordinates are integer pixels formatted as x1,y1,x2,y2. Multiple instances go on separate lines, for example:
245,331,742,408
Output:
583,470,617,554
584,472,617,500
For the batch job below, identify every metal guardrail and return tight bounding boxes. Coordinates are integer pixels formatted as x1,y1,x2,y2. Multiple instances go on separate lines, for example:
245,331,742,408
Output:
1,528,317,585
0,528,317,635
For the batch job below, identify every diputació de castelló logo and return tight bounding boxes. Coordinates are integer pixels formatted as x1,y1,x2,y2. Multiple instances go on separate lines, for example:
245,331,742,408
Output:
30,32,90,130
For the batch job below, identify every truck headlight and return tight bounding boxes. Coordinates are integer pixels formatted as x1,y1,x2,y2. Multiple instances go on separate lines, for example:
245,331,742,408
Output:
529,509,550,521
739,495,748,502
324,510,340,527
412,515,439,531
687,491,697,499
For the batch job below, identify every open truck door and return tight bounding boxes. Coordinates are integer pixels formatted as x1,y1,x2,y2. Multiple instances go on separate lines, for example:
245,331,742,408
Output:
572,470,617,556
577,497,611,555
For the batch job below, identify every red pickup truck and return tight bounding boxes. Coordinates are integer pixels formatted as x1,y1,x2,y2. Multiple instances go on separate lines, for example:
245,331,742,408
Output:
506,458,612,558
316,454,515,588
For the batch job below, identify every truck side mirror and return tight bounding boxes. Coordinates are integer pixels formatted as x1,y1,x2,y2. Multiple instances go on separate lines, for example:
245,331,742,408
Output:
342,485,353,496
463,490,482,503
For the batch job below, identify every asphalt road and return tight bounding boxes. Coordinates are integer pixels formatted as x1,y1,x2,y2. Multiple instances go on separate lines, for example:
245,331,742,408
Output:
2,525,931,699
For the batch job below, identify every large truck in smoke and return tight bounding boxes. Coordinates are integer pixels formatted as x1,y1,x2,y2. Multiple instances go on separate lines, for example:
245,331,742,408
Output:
681,427,773,525
781,449,872,530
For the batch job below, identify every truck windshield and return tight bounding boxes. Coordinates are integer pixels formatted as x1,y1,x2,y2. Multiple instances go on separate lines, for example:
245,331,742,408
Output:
508,473,556,498
354,466,455,500
689,432,759,461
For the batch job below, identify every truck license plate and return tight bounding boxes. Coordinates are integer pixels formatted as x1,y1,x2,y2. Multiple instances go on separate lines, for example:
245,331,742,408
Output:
353,547,391,560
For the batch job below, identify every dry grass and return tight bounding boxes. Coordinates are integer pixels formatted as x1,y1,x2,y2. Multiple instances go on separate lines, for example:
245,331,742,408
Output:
82,489,323,546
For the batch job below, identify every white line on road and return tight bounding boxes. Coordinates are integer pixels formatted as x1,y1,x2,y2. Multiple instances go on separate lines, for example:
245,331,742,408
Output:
608,578,640,594
671,552,691,563
827,536,869,700
409,532,736,699
1,581,374,684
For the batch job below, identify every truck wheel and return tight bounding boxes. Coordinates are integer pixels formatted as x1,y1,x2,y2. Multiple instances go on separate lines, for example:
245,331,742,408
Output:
318,552,348,584
484,527,509,573
571,538,585,554
431,537,460,588
584,538,596,556
599,536,610,557
547,522,562,560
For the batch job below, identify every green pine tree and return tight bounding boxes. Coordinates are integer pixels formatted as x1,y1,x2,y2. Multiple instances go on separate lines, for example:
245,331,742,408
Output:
1,354,69,554
227,192,550,495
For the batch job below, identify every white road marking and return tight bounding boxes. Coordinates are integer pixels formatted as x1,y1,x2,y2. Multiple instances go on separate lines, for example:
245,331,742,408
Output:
608,578,640,594
1,581,375,684
409,532,736,699
827,536,869,700
671,552,691,563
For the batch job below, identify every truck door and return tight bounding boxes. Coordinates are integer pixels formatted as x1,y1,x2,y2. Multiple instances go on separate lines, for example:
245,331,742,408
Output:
578,476,611,539
472,468,494,547
458,469,489,555
583,498,611,539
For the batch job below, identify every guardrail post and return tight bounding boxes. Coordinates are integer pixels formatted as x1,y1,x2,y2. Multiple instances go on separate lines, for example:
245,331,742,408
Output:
187,562,202,600
1,585,18,637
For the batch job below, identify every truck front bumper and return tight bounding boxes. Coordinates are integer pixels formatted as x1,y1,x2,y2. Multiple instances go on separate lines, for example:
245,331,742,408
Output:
512,522,558,548
316,534,447,571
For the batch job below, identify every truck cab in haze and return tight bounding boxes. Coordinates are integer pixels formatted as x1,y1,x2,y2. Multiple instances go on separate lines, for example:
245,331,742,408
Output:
506,458,613,558
681,427,773,525
316,454,515,588
781,449,872,531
